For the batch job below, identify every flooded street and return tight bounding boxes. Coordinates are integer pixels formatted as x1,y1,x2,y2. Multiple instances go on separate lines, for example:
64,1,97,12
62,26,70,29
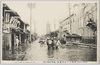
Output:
2,2,98,64
23,39,96,61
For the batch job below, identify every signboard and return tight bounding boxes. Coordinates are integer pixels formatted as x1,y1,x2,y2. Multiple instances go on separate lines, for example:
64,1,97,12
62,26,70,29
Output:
2,23,10,33
10,16,20,29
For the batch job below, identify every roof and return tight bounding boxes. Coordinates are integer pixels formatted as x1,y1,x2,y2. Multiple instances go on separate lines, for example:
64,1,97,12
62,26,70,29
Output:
66,34,81,38
5,10,19,16
18,18,29,26
3,3,10,10
18,18,24,23
3,4,29,26
18,18,27,24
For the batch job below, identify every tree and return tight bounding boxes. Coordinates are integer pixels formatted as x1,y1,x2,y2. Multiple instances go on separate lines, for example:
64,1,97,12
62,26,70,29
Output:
50,32,58,37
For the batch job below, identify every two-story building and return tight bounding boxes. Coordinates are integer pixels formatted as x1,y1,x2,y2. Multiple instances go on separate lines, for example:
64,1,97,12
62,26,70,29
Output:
2,4,29,52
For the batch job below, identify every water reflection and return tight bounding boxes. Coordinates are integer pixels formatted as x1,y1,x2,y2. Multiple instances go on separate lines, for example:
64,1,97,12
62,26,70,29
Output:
47,48,55,58
23,40,96,61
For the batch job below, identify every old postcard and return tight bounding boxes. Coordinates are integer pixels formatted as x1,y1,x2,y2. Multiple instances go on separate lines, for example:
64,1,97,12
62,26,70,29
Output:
1,1,99,64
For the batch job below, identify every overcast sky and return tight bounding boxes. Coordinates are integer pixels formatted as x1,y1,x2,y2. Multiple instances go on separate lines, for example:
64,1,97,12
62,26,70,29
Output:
3,1,70,36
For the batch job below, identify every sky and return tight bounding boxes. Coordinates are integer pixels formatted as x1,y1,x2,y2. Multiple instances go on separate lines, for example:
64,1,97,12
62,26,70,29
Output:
2,1,70,36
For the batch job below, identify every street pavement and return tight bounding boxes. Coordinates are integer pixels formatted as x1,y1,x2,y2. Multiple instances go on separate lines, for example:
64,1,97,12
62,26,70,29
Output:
23,39,96,61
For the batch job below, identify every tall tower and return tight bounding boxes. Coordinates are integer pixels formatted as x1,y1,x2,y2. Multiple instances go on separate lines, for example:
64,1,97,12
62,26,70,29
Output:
46,22,51,34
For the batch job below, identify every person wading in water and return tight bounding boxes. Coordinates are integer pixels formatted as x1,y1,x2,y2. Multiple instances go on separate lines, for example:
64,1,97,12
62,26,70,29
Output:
46,38,52,51
56,39,61,50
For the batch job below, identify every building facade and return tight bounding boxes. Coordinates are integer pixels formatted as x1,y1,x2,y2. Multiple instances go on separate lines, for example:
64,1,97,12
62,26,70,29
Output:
59,3,97,44
2,4,29,52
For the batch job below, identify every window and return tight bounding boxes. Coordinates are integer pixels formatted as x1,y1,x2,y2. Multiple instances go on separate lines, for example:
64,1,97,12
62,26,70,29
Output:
5,13,10,23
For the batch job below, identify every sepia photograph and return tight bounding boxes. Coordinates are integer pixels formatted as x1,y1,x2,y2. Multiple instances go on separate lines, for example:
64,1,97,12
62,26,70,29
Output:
1,1,99,64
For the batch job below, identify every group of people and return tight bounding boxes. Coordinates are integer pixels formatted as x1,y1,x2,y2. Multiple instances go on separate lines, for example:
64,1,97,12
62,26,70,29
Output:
46,37,61,51
39,37,61,51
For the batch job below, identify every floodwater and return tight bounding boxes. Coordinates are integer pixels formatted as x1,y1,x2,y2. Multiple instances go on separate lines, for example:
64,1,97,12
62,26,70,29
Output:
23,39,97,61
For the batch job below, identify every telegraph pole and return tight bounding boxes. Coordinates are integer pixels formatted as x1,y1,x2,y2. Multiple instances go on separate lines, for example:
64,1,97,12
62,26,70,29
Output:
69,3,72,34
54,19,56,32
33,20,36,33
82,3,87,40
28,3,35,43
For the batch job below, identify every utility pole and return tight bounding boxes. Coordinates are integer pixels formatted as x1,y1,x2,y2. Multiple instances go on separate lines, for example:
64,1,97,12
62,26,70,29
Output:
54,19,56,32
82,3,86,39
69,3,72,34
28,3,35,43
33,20,36,33
46,21,51,34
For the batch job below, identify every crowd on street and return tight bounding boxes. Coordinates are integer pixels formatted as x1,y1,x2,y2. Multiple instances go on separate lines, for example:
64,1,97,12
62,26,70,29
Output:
39,37,61,51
